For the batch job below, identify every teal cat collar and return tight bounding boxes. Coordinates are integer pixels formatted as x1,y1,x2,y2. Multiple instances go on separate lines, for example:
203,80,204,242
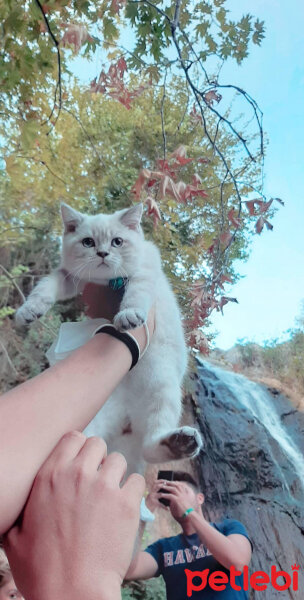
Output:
94,324,140,370
108,277,128,291
182,508,194,519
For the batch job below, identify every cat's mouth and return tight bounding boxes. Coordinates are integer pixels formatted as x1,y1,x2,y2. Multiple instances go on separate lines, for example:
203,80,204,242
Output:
98,261,109,267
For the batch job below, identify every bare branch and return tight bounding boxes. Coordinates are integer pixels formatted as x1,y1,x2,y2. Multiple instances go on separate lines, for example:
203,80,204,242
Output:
0,265,25,302
160,69,168,160
34,0,62,129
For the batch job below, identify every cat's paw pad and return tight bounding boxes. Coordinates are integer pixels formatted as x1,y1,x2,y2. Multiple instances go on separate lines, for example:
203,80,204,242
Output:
114,308,146,331
15,298,52,328
161,426,203,459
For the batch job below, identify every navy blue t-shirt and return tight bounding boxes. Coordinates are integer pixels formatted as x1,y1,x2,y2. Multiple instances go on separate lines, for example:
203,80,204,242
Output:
144,518,253,600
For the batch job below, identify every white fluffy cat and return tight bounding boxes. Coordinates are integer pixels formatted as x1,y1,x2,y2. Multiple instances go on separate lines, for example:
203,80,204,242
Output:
16,203,203,476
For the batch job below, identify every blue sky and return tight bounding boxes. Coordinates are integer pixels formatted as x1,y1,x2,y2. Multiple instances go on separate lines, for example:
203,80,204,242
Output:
71,0,304,349
209,0,304,348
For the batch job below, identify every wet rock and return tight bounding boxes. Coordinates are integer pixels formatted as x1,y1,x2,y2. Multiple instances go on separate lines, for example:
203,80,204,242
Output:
192,359,304,599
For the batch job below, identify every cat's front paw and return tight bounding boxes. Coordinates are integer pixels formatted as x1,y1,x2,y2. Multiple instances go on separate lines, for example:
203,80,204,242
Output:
15,298,53,328
114,308,147,331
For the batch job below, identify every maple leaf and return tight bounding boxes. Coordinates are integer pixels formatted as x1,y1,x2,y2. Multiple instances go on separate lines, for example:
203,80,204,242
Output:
207,238,218,255
203,90,222,106
131,169,151,198
228,208,241,228
245,200,256,216
192,173,202,185
255,216,264,234
220,231,233,247
218,273,232,289
111,0,126,13
255,199,273,213
190,103,202,124
171,145,187,159
146,196,161,226
61,24,91,54
189,328,209,354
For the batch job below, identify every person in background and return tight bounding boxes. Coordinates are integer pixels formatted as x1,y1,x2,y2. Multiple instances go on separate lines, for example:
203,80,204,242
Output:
0,550,23,600
125,472,253,599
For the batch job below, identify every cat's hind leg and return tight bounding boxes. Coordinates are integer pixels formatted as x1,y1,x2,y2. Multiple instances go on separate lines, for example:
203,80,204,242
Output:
135,379,203,463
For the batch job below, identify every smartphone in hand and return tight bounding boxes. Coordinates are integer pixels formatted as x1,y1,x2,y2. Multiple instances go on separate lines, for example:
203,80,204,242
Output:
157,470,174,507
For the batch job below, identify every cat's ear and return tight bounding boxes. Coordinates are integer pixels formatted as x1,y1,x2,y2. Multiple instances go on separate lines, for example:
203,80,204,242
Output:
118,203,143,231
60,203,83,233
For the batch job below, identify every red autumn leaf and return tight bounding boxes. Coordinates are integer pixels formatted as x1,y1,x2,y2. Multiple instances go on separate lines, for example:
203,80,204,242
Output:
189,328,209,354
203,90,222,106
190,104,202,124
61,24,91,54
255,199,273,213
228,208,241,228
182,185,208,202
255,216,264,234
131,169,151,198
171,145,187,159
220,231,233,247
192,173,202,186
146,196,161,226
197,157,210,164
245,200,256,216
111,0,126,13
207,238,218,255
147,178,157,188
264,219,273,231
174,156,194,166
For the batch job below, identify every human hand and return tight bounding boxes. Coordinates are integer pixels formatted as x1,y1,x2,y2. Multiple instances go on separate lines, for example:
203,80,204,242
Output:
3,432,145,600
157,480,195,518
145,480,171,513
82,282,123,320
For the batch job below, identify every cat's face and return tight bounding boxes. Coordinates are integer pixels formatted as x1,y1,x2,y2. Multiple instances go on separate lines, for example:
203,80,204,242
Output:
60,203,144,282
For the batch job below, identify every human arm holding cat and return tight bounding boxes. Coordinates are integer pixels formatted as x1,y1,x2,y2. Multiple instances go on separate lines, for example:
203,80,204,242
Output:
0,308,154,535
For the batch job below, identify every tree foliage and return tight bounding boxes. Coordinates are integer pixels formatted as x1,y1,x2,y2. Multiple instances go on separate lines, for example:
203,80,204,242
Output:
0,0,282,389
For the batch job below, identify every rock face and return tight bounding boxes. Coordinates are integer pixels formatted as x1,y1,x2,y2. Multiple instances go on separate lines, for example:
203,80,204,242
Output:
191,359,304,599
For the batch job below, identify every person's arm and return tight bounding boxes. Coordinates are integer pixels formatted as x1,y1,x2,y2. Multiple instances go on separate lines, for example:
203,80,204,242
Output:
184,513,252,571
0,308,154,535
3,433,145,600
159,481,252,571
125,480,167,581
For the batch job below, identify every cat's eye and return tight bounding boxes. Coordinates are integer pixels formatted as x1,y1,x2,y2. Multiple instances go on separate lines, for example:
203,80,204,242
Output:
111,237,123,247
82,237,95,248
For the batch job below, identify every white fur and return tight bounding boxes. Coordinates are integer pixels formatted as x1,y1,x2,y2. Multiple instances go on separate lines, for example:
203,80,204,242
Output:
16,203,203,475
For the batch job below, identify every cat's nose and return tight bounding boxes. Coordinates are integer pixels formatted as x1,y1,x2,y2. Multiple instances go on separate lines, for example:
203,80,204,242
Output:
97,251,109,258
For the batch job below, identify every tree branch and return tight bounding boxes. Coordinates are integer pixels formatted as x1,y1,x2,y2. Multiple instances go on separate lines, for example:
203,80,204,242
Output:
34,0,62,130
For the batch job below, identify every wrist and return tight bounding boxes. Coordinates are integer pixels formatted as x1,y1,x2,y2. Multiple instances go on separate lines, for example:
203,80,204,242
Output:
41,575,121,600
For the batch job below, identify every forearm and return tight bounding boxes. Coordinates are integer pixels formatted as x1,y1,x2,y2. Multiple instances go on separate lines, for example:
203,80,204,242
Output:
187,512,245,571
0,328,146,534
126,520,146,579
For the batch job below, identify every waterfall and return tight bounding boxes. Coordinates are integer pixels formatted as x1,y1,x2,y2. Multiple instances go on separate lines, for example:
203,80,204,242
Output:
197,358,304,494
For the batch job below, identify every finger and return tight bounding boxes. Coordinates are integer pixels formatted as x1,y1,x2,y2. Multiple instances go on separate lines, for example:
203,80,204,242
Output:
74,436,107,472
99,452,128,486
39,431,86,474
158,480,181,489
158,492,174,498
123,472,145,500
